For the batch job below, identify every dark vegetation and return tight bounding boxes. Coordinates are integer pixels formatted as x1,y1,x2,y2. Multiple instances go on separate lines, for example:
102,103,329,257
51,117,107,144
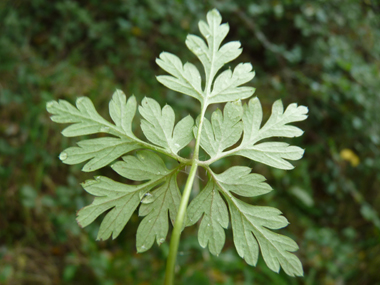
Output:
1,0,380,284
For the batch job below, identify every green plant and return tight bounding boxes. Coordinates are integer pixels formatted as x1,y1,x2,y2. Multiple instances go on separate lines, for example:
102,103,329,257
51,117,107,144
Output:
47,9,307,283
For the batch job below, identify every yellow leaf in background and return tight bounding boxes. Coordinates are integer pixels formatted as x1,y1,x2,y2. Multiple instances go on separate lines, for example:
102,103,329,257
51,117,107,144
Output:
340,148,360,167
131,26,142,36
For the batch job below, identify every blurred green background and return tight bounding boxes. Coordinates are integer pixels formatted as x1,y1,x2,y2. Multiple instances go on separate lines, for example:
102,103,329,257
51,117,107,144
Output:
1,0,380,284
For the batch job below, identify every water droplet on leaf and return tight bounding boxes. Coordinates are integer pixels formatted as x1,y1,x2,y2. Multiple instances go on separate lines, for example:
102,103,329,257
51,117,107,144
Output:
159,238,165,244
59,152,68,161
141,192,154,204
100,126,110,132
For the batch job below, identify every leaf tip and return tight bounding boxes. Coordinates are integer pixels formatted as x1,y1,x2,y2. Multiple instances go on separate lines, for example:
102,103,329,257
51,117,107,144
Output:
75,215,85,228
46,100,55,111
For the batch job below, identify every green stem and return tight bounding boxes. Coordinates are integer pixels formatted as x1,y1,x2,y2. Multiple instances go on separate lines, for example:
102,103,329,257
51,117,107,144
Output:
164,161,198,285
164,103,207,285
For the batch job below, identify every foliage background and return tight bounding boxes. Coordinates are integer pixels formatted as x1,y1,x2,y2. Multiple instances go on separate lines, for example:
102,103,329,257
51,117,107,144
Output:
1,0,380,284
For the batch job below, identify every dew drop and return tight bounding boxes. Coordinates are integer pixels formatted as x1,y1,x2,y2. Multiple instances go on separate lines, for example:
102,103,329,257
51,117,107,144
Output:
207,223,210,227
100,126,110,132
148,220,151,223
141,192,154,204
159,238,165,244
174,143,180,148
141,245,146,250
206,34,210,38
59,152,68,161
157,171,161,175
95,176,101,180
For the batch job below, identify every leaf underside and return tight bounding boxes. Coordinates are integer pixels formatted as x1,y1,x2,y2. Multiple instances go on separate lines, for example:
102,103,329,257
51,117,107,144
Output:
47,8,308,278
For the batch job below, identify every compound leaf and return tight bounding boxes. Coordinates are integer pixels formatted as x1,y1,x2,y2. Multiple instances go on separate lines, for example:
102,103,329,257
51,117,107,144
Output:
77,176,142,240
139,97,194,154
209,169,303,276
157,9,255,105
136,173,181,252
76,150,180,241
47,90,146,171
186,9,241,87
47,96,114,137
187,179,229,256
242,97,308,145
47,9,307,279
47,90,137,138
229,197,303,277
218,97,309,170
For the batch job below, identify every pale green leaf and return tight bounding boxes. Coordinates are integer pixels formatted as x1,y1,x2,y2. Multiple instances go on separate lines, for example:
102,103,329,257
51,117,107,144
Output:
235,142,305,170
77,150,179,240
242,97,308,145
187,179,229,256
46,91,143,171
109,89,137,138
185,9,243,94
111,150,170,181
194,101,243,158
60,137,139,172
213,166,272,197
47,9,307,279
172,115,195,153
136,173,181,252
47,97,115,137
218,97,309,169
156,52,203,101
209,63,256,104
139,97,194,154
77,176,142,240
209,170,303,276
227,197,303,277
157,9,254,105
47,90,137,139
